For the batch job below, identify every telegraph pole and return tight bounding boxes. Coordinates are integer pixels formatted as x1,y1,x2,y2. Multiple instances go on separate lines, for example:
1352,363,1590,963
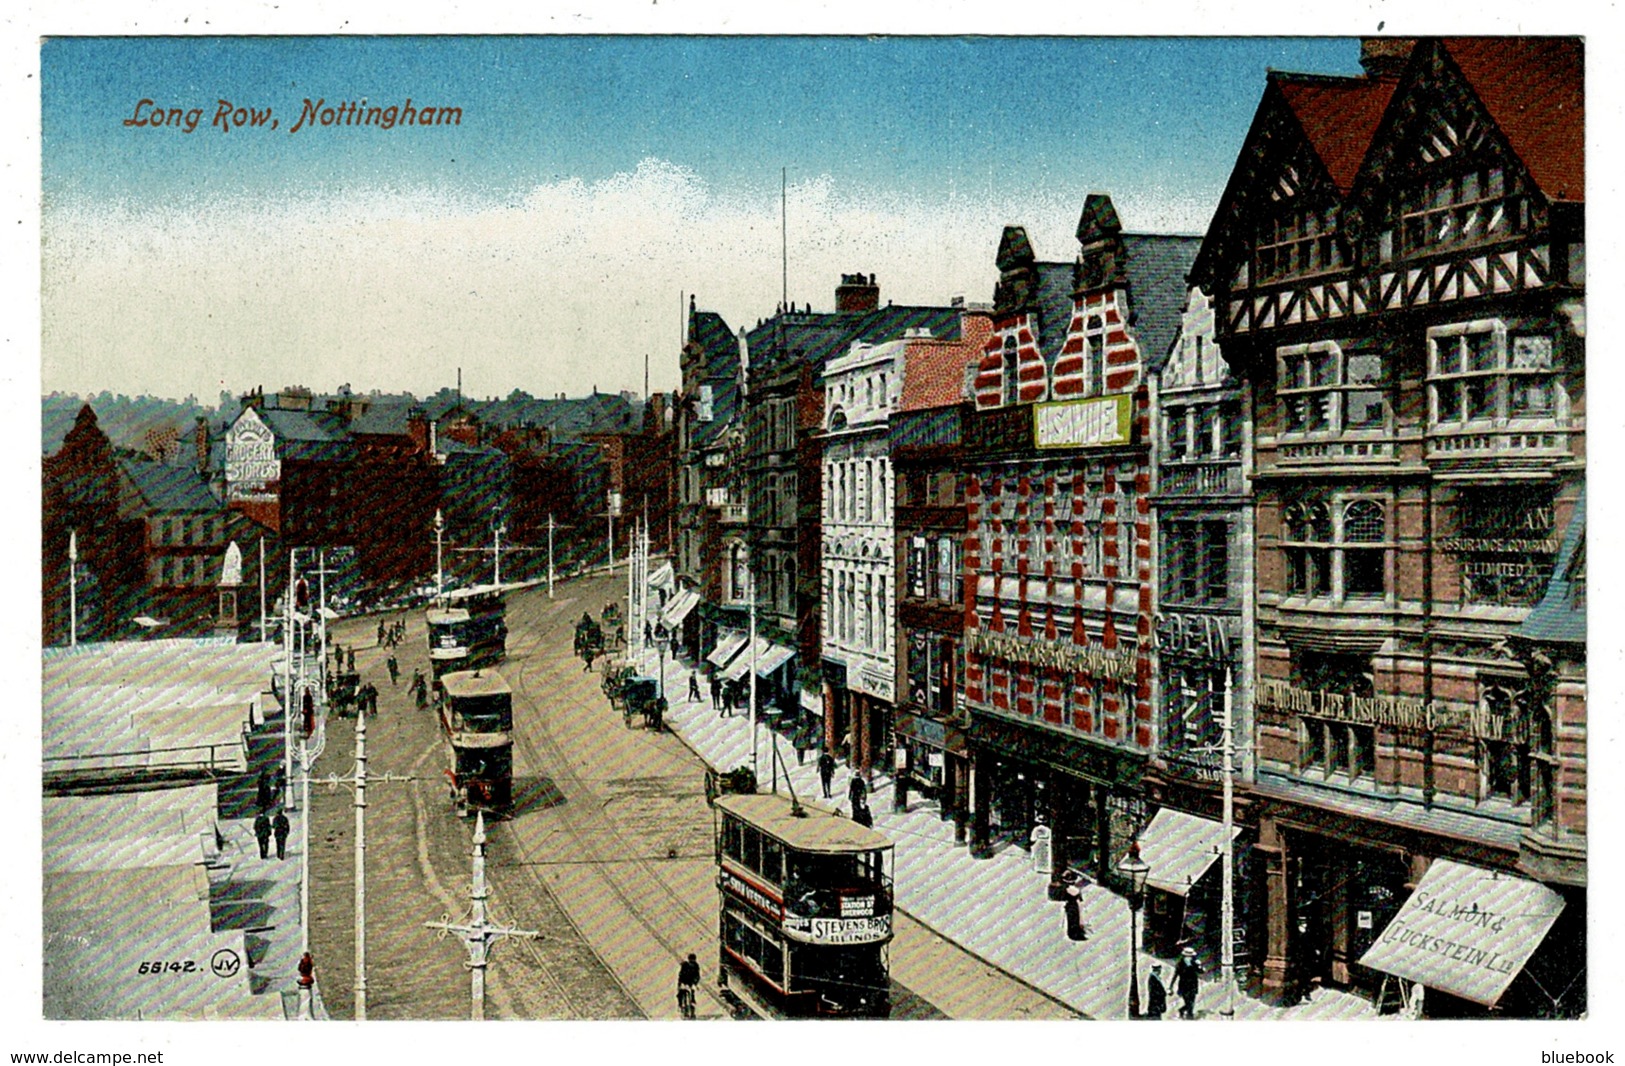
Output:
749,572,759,784
435,509,445,597
425,812,539,1020
547,514,555,599
1221,666,1237,1019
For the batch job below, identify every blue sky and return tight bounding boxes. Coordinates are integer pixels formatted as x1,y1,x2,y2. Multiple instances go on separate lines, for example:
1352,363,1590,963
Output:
45,37,1360,207
41,36,1365,401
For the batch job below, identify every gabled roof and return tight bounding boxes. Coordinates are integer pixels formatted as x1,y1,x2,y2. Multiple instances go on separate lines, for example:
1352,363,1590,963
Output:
1123,234,1204,372
1441,37,1583,203
117,458,220,514
1518,487,1585,646
1275,73,1399,193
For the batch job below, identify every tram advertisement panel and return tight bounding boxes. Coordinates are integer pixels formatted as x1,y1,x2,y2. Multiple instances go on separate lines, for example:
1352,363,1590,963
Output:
720,868,783,921
782,914,892,945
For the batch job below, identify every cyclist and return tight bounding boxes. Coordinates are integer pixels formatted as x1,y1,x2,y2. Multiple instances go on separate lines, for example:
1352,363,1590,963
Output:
677,952,701,1019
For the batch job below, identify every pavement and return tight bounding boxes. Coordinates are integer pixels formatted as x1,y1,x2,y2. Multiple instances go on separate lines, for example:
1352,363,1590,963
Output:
631,643,1385,1022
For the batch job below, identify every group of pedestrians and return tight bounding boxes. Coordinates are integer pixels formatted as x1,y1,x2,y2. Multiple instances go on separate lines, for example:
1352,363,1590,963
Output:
377,617,408,649
1142,947,1203,1020
252,768,291,861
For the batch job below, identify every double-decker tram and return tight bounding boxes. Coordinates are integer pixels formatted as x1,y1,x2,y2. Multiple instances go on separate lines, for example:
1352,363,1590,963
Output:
438,668,514,817
714,793,894,1017
426,586,507,679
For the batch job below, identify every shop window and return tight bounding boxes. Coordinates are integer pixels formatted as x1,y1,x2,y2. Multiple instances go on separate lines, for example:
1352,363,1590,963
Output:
1429,322,1561,428
1532,706,1557,827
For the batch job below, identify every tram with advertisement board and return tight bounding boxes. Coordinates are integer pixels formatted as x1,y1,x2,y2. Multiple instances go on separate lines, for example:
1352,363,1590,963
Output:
714,793,894,1017
438,668,514,817
426,586,507,679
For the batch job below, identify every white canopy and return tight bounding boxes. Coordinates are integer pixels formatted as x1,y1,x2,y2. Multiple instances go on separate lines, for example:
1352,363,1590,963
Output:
1135,807,1241,897
706,630,749,669
660,587,701,630
1358,858,1565,1006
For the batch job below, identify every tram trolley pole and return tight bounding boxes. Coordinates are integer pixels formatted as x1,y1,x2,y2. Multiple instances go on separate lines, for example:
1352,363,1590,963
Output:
426,811,539,1020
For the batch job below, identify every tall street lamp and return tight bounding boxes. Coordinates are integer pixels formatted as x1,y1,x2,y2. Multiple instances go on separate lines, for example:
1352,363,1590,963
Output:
1119,840,1150,1019
653,621,670,700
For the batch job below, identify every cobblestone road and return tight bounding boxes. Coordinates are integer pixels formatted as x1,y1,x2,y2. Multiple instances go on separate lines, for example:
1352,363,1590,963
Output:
307,568,1074,1021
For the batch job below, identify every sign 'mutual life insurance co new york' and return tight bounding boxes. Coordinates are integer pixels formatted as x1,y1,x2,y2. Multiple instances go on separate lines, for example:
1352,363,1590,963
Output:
1033,394,1133,450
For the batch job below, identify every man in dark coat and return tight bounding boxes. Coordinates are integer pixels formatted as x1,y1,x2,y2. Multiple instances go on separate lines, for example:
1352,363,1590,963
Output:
1175,947,1201,1019
848,772,868,810
1146,964,1168,1019
272,808,291,860
688,670,702,703
387,653,400,686
256,769,274,812
818,751,837,798
710,674,723,716
253,810,272,859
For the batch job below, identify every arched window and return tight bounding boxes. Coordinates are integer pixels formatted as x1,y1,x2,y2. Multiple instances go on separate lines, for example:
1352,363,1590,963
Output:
1342,500,1386,597
1002,337,1021,407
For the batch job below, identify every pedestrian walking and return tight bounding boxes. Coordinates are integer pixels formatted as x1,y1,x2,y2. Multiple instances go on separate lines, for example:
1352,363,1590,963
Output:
272,764,286,804
688,671,701,703
1175,946,1201,1019
1146,964,1168,1020
387,653,399,686
852,796,874,829
256,769,274,812
272,808,290,861
347,648,356,673
848,771,868,811
710,674,724,716
818,751,836,798
253,810,272,859
377,619,386,646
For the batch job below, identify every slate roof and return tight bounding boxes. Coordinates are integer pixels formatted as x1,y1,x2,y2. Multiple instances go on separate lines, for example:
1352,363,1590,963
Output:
1031,263,1075,363
1518,486,1585,646
258,407,356,462
689,309,743,449
1124,233,1204,373
347,401,417,437
118,458,220,513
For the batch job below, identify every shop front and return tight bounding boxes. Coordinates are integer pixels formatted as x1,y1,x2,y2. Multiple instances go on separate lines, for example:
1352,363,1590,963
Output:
966,709,1147,896
1359,857,1575,1018
892,710,969,833
1133,806,1252,967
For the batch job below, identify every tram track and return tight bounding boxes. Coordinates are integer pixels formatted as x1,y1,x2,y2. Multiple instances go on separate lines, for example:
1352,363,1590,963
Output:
490,579,728,1018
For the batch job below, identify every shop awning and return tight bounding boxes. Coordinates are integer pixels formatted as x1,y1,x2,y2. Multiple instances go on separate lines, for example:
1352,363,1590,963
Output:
648,562,675,593
706,630,749,669
1358,858,1565,1006
660,588,701,630
753,642,796,678
1135,808,1241,897
721,637,782,682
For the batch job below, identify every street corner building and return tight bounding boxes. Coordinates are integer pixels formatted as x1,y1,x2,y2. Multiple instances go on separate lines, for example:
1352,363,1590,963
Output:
1186,37,1585,1016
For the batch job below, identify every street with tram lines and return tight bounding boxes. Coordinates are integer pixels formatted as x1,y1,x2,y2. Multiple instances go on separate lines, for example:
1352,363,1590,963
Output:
305,567,1075,1020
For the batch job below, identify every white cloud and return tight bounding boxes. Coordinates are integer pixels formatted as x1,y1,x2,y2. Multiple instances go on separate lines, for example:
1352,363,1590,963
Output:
41,157,1212,402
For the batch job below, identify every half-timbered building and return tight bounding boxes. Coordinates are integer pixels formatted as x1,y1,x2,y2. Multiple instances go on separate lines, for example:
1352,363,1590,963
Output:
1190,37,1584,1016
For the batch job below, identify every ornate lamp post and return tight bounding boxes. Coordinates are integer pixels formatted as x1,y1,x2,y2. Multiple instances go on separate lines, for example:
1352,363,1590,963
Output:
653,621,670,700
1119,840,1150,1019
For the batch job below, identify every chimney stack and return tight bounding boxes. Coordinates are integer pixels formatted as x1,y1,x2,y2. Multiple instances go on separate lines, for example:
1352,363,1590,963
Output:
836,272,880,313
1359,38,1415,78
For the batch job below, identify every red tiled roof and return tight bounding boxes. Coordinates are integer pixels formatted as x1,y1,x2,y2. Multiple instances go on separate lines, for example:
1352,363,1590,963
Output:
900,314,994,412
1443,37,1584,203
1276,75,1398,193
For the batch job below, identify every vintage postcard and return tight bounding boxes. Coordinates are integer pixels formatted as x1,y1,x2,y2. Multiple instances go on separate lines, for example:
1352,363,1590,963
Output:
19,3,1610,1062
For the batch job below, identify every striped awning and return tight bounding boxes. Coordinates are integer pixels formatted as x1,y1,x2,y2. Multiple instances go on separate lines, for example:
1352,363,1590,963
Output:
706,630,749,669
753,642,796,678
660,588,701,630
